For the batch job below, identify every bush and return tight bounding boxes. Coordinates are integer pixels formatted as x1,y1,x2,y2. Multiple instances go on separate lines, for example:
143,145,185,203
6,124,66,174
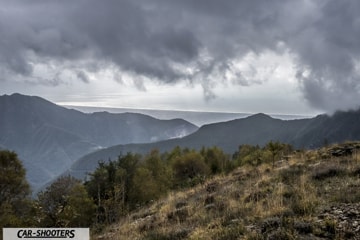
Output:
172,151,209,188
290,196,317,216
37,176,96,227
278,165,305,184
202,146,232,174
311,164,346,180
234,144,263,166
129,167,161,206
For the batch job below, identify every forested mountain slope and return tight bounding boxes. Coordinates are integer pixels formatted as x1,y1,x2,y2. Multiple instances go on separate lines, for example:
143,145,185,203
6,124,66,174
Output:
69,109,360,180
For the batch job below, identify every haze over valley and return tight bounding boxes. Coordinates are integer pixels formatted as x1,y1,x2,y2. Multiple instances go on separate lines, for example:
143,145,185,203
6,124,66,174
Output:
1,93,360,193
0,93,198,191
64,105,313,127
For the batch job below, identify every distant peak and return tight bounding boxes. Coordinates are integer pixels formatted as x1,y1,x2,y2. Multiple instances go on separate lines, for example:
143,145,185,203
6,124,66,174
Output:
0,93,62,110
5,93,35,100
9,93,34,98
248,113,273,120
10,93,24,97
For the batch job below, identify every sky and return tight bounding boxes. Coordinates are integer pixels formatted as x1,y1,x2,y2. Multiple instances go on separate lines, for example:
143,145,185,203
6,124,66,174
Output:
1,0,360,116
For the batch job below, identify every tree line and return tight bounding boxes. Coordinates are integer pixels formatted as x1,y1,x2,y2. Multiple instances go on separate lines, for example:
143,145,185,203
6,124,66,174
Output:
0,141,293,233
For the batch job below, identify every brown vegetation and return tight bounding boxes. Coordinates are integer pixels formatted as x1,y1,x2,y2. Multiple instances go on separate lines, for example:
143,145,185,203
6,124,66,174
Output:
94,142,360,239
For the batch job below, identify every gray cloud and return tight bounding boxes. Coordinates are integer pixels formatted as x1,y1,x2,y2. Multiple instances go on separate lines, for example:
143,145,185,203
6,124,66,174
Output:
76,70,89,84
1,0,360,112
286,0,360,112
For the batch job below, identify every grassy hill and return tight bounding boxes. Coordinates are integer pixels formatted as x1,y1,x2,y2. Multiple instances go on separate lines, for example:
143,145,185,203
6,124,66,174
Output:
94,142,360,239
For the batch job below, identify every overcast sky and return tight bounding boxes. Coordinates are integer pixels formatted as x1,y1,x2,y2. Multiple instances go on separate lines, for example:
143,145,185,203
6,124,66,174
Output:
1,0,360,115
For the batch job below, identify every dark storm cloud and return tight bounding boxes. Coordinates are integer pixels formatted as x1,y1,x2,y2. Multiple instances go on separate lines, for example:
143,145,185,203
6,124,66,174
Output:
286,0,360,112
1,0,360,112
0,0,201,80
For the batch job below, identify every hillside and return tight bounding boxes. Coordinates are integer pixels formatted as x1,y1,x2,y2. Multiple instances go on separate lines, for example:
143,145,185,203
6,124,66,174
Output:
68,109,360,181
94,142,360,239
0,93,198,191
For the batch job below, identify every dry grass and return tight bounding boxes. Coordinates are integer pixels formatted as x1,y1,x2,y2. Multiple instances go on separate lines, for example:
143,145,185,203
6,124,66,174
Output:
93,142,360,240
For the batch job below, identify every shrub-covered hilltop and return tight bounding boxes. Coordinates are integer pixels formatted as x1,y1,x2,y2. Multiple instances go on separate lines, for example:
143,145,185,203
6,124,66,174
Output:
1,141,360,239
92,142,360,240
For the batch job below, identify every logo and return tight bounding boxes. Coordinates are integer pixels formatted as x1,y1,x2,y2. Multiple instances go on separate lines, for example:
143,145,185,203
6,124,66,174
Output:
3,228,89,240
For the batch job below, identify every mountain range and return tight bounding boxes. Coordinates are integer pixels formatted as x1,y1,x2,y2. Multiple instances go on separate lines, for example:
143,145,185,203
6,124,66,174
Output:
2,93,360,192
67,105,310,126
0,93,198,191
68,109,360,181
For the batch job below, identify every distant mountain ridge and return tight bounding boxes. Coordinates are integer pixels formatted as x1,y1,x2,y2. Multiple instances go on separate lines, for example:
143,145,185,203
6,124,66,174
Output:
0,93,198,191
68,109,360,181
66,105,312,126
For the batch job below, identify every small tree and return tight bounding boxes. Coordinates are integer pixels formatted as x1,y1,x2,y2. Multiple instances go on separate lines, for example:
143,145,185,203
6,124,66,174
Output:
143,149,172,193
129,167,159,206
0,150,34,235
85,152,142,223
234,144,262,166
172,151,210,188
266,141,293,168
202,146,232,174
116,152,141,203
61,184,96,227
37,175,95,227
0,150,30,206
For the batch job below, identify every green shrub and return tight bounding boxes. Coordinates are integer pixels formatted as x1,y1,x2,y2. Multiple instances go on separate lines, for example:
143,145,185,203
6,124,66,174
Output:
172,151,210,188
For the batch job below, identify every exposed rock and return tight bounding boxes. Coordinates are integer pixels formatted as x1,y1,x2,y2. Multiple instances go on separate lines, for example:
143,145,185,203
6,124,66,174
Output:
316,203,360,238
327,143,360,157
294,221,313,234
